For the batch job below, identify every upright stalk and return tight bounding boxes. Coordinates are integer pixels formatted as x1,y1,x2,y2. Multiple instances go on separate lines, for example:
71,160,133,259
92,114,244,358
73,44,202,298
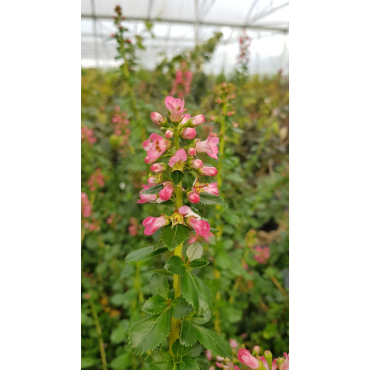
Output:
169,127,183,352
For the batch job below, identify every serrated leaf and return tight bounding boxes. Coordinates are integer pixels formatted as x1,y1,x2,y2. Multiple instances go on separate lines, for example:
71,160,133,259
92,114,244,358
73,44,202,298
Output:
145,351,174,370
198,193,225,206
179,358,199,370
192,324,233,359
81,357,95,368
165,256,186,275
143,296,168,314
195,358,211,370
180,319,197,346
192,310,212,325
183,343,204,358
124,246,168,263
172,297,194,319
182,271,213,314
129,308,172,355
162,224,189,252
151,269,174,276
150,273,170,298
189,259,209,269
171,170,184,185
186,243,203,261
141,184,164,194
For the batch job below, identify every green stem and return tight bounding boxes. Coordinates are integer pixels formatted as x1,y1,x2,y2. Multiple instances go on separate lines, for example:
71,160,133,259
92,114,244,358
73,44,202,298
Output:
89,297,108,370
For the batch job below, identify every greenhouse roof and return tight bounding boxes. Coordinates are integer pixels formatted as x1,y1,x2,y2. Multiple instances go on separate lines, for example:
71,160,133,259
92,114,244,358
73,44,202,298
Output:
81,0,289,75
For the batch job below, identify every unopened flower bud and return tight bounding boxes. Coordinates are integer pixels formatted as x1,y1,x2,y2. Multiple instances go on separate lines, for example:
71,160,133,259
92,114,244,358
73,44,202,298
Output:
150,112,166,126
181,127,197,140
252,345,260,355
150,163,166,173
264,350,273,369
188,147,196,156
199,166,217,176
187,191,200,204
191,115,205,126
145,156,156,164
165,129,174,138
190,159,203,169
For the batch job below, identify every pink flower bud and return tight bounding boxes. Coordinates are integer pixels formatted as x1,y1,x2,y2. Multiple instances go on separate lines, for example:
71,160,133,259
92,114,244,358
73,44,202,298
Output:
187,191,200,204
165,129,174,138
150,112,166,126
199,166,217,176
229,339,238,349
150,163,166,173
148,175,161,186
142,215,168,235
137,185,157,203
159,182,174,201
169,149,187,168
145,156,156,164
253,345,260,354
190,159,203,169
237,349,259,369
191,115,205,126
181,127,197,140
187,147,196,156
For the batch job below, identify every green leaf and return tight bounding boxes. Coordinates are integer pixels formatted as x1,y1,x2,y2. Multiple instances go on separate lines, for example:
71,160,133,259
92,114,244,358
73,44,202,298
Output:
182,271,213,314
221,210,240,225
186,243,203,261
145,351,174,370
111,353,131,369
183,343,204,358
179,358,199,370
124,246,168,263
180,319,197,346
192,310,212,325
143,296,168,314
192,324,232,359
141,184,164,194
150,273,170,299
196,358,211,370
110,320,129,343
81,357,95,368
129,308,172,355
198,193,225,206
189,259,209,269
151,269,174,276
165,256,186,275
161,224,189,252
172,297,194,319
171,170,184,185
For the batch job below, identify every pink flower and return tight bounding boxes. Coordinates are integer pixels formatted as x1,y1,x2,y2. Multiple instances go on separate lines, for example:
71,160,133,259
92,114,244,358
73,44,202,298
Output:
260,356,278,370
180,114,192,125
145,156,156,164
169,149,187,168
234,367,240,370
191,115,205,126
195,134,219,159
150,163,166,173
199,166,217,176
190,159,203,169
159,182,174,201
178,206,201,220
181,127,197,140
188,217,211,238
229,339,238,349
254,246,270,264
165,129,174,138
187,147,196,156
81,193,92,218
143,133,171,160
142,215,168,235
203,182,219,195
148,176,161,186
87,168,104,191
280,353,289,370
206,350,213,361
165,96,187,122
150,112,166,126
237,349,259,369
187,191,200,204
138,185,157,204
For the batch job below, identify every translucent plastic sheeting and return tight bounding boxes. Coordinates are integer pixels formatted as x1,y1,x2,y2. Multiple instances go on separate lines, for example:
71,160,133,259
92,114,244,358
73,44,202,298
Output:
81,0,289,75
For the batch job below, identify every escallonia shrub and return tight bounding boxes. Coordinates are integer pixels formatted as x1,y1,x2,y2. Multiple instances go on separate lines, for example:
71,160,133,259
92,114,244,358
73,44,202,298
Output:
124,96,232,369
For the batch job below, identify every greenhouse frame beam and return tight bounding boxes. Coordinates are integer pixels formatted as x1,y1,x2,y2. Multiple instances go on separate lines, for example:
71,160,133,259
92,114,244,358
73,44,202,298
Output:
81,14,289,33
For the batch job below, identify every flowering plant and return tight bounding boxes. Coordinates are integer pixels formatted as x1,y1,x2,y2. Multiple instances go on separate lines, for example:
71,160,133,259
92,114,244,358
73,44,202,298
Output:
124,96,232,368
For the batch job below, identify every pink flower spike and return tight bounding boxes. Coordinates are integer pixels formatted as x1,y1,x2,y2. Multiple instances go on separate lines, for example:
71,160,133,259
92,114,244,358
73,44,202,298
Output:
150,112,166,126
159,182,174,201
190,159,203,169
181,127,197,140
203,182,219,195
237,349,259,369
188,217,211,238
137,185,157,204
187,147,196,156
169,149,188,167
142,215,168,235
150,163,166,173
191,115,205,126
199,166,217,176
187,191,200,204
